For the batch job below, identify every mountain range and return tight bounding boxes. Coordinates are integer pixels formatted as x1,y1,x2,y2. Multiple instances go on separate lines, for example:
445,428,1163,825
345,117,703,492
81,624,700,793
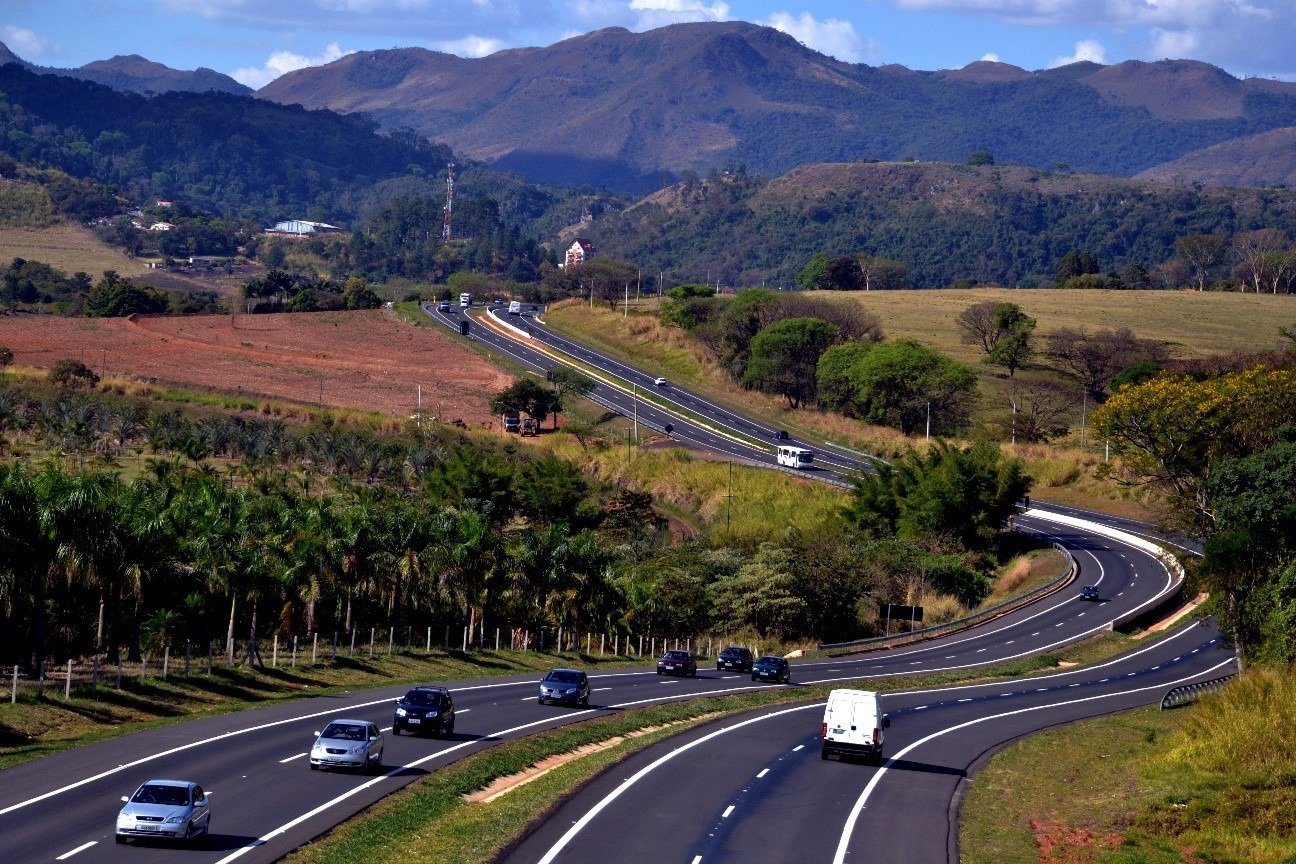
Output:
256,22,1296,192
0,42,249,96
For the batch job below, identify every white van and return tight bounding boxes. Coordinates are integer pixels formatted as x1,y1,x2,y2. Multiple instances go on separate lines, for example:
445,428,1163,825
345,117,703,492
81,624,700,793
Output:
508,300,522,315
821,688,889,763
459,292,472,307
777,445,814,469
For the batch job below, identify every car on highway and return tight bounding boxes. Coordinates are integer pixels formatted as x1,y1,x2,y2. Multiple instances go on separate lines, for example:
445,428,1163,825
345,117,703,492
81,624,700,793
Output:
716,646,754,672
772,429,789,440
437,300,451,312
393,686,456,737
309,719,385,773
1080,585,1101,601
751,655,791,683
538,667,591,706
115,779,211,845
657,649,697,676
654,376,668,386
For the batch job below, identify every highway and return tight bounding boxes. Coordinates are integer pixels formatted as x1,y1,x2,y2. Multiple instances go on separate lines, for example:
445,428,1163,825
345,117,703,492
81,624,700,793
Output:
0,305,1217,864
0,509,1206,864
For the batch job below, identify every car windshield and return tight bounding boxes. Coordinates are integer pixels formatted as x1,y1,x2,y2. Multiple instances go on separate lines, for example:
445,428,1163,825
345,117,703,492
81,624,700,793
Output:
721,648,748,657
757,657,783,666
664,651,690,660
403,690,442,706
545,670,583,684
132,784,189,806
322,723,366,741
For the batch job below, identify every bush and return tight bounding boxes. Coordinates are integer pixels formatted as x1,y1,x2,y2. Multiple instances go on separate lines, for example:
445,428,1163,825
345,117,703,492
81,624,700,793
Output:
48,358,99,388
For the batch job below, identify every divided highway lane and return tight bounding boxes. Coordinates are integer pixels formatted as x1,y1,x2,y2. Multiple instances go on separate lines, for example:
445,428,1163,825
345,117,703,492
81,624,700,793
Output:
503,622,1236,864
1,512,1177,864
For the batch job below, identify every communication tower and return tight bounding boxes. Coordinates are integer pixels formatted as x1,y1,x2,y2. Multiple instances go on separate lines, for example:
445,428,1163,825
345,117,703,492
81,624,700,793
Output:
441,162,456,241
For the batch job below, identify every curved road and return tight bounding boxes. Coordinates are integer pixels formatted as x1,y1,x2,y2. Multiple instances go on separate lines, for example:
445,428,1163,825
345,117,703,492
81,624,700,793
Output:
0,513,1190,864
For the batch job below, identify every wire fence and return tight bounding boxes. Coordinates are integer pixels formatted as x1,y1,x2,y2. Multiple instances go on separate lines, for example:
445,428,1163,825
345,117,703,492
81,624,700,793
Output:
818,541,1077,654
2,628,772,705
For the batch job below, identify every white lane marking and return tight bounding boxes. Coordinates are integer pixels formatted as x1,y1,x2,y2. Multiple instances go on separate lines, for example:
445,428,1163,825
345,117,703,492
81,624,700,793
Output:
792,744,805,752
1031,632,1040,636
975,649,986,653
957,698,972,703
214,710,600,864
56,842,97,860
1078,612,1086,617
756,769,770,778
520,697,534,701
830,656,1238,864
593,688,613,691
532,704,814,864
692,857,703,864
1005,641,1014,645
381,726,392,733
0,672,596,816
279,753,307,764
723,805,735,818
458,708,471,713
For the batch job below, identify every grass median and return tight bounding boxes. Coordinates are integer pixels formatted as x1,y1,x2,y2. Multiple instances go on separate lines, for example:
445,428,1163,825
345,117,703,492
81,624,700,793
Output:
281,630,1188,864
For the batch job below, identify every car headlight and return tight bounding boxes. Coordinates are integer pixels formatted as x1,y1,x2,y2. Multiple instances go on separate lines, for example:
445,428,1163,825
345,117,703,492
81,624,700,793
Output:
395,707,407,717
565,688,576,695
426,709,438,717
165,814,185,823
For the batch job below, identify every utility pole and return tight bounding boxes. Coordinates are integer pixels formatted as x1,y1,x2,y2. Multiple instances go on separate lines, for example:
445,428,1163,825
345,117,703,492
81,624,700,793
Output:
1011,397,1017,446
632,382,638,440
1080,391,1088,448
624,281,629,318
727,460,733,535
925,401,931,441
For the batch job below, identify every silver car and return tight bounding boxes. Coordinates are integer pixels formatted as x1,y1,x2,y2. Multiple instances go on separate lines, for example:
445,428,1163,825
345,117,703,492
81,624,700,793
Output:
115,779,211,844
309,718,385,772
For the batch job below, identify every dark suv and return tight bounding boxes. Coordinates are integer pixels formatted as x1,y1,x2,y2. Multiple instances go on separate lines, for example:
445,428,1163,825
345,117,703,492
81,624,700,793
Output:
392,686,455,737
538,668,590,706
1080,585,1101,601
751,655,791,683
716,646,754,672
657,650,697,677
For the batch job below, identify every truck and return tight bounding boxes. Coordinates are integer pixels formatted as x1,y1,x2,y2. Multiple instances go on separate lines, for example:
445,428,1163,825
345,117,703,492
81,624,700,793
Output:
520,417,538,436
459,292,472,307
821,688,889,763
501,411,520,434
508,300,522,315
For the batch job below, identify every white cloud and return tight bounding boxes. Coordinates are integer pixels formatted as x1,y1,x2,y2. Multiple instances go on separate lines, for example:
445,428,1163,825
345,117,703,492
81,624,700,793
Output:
980,51,1000,61
231,42,353,89
1049,38,1106,67
1,25,53,60
432,35,506,58
886,0,1293,77
760,11,878,63
566,0,730,29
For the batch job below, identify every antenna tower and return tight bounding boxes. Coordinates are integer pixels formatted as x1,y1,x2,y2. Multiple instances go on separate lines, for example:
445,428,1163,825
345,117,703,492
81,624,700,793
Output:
441,162,456,241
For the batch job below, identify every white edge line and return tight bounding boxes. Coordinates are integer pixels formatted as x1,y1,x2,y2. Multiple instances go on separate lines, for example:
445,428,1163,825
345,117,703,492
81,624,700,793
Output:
55,841,97,860
829,656,1237,864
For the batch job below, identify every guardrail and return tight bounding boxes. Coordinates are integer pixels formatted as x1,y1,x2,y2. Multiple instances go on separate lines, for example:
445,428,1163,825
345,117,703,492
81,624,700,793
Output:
818,540,1077,654
1160,669,1238,710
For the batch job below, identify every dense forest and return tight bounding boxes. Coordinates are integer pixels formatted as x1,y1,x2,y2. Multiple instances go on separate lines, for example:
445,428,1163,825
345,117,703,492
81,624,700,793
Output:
586,164,1296,288
0,64,453,223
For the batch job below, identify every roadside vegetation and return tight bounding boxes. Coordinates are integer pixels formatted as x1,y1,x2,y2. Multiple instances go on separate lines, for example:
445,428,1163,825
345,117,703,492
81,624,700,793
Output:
962,668,1296,864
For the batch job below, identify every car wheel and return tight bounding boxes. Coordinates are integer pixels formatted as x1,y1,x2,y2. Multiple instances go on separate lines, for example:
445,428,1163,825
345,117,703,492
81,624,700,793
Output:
751,674,758,681
115,835,127,845
446,718,455,736
537,697,545,705
656,669,662,675
392,726,402,736
371,751,383,774
309,762,318,771
821,745,830,761
580,694,589,707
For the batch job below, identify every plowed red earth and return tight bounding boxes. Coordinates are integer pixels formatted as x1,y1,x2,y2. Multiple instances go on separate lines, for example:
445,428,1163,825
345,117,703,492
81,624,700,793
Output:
0,310,511,426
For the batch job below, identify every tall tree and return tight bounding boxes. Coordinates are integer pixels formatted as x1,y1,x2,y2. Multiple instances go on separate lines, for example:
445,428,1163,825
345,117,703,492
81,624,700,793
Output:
1175,233,1231,292
742,317,839,408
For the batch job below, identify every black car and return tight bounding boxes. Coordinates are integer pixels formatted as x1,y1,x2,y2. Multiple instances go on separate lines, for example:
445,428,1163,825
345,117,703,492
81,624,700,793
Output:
716,646,754,672
538,668,590,706
657,650,697,677
772,430,789,440
392,686,455,737
1080,585,1101,601
751,655,791,683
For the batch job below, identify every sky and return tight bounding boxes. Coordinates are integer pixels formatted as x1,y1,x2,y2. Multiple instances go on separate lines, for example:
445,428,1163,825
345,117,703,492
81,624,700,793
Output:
4,0,1295,90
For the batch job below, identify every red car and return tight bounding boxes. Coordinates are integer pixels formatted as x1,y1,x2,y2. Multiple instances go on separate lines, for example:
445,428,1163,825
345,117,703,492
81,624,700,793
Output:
657,650,697,677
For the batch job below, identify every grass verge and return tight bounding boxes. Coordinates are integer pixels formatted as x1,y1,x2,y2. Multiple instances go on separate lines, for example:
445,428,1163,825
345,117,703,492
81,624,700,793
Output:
0,647,639,771
283,630,1188,864
960,667,1296,864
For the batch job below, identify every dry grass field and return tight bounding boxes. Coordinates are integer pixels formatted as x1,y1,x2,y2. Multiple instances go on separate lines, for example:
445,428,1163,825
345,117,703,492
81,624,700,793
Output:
0,224,150,278
817,287,1294,362
0,309,511,425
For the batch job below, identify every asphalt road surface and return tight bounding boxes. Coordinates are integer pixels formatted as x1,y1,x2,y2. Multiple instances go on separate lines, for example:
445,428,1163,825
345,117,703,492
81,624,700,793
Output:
0,510,1196,864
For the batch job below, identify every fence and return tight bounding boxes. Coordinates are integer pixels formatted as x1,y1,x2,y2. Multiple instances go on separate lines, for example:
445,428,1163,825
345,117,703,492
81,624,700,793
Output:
2,628,749,705
1160,670,1238,710
818,541,1077,654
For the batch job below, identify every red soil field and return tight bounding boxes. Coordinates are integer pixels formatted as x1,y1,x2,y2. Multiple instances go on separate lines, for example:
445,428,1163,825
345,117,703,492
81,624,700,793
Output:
0,310,512,426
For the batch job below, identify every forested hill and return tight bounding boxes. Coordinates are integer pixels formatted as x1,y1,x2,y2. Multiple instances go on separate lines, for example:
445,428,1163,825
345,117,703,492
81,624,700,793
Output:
0,64,453,223
586,162,1296,288
257,21,1296,192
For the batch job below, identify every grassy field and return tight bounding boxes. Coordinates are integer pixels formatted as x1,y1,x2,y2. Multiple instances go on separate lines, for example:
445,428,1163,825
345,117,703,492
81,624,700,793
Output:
543,289,1294,517
961,668,1296,864
0,224,150,277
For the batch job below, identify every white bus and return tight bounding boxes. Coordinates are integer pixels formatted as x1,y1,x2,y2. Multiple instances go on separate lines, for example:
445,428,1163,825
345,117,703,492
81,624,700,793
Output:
459,292,472,307
776,445,814,469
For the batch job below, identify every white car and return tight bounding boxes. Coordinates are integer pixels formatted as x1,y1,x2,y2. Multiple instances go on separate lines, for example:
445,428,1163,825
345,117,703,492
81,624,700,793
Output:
115,779,211,844
654,377,668,386
310,718,385,773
